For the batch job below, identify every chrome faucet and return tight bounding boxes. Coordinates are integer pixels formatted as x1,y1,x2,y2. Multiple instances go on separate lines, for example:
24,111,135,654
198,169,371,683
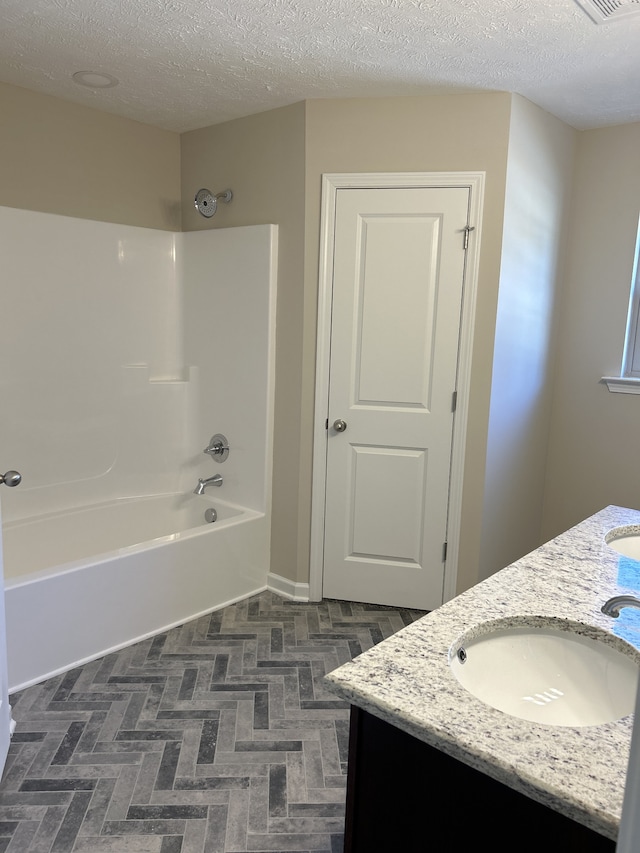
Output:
601,595,640,617
194,474,223,495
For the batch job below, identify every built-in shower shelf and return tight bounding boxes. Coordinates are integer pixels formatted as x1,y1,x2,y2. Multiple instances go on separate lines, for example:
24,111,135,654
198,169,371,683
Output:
122,364,196,387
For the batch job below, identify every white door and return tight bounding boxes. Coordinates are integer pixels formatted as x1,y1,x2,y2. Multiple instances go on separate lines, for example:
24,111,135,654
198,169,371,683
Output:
321,185,471,610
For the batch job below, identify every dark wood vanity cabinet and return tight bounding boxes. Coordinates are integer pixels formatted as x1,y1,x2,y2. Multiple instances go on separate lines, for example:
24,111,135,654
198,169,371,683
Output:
344,707,616,853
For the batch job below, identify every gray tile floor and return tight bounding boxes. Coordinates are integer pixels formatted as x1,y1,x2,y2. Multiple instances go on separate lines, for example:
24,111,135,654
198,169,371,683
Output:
0,591,426,852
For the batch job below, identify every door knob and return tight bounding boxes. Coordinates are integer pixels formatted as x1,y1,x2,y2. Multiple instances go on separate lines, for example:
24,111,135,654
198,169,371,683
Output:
333,419,348,433
0,470,21,487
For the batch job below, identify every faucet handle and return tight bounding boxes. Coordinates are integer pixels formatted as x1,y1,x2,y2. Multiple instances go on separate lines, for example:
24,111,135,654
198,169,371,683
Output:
203,433,230,462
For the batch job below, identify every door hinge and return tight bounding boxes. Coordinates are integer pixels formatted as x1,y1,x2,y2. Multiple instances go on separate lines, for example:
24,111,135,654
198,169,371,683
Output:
443,541,448,562
452,390,457,412
463,225,475,250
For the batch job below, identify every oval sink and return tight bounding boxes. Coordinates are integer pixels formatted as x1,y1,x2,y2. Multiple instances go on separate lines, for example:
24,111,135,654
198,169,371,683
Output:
449,620,639,727
606,525,640,560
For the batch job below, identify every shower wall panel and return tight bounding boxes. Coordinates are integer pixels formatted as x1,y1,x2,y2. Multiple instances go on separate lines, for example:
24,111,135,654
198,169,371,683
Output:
179,225,278,514
0,206,186,522
0,207,277,523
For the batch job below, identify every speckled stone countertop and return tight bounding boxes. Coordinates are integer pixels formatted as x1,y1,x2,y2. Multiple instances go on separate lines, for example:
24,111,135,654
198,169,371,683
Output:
324,505,640,841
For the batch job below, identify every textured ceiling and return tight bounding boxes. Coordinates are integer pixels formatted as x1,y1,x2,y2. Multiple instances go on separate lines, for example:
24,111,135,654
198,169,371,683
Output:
1,0,639,133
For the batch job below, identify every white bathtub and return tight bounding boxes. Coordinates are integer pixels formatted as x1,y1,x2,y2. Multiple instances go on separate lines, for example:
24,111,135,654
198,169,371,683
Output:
2,493,269,692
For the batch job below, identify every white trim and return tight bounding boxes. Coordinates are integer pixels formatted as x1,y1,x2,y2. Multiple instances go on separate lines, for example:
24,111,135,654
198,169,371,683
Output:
602,376,640,394
262,226,278,582
310,171,485,605
267,572,310,602
621,214,640,379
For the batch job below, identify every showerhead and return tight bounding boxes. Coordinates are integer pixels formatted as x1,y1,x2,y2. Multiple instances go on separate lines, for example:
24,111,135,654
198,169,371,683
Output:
194,188,233,218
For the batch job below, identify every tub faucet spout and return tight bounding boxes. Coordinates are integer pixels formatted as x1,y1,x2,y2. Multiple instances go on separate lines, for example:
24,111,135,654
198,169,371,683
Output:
194,474,223,495
601,595,640,617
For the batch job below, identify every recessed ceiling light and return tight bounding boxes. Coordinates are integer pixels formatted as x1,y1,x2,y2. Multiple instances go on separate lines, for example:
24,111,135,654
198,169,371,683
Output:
72,71,119,89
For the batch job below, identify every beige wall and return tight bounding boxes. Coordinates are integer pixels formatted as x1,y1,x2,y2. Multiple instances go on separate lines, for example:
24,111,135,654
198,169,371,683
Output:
180,103,307,581
0,81,181,230
181,94,512,591
304,95,512,593
479,98,576,579
542,123,640,539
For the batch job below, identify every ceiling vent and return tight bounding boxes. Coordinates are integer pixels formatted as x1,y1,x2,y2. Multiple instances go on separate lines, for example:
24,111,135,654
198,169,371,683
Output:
575,0,640,23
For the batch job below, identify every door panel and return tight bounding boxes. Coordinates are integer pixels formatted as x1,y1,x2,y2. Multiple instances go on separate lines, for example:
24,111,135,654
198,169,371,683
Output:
355,214,440,406
349,446,426,563
322,186,469,609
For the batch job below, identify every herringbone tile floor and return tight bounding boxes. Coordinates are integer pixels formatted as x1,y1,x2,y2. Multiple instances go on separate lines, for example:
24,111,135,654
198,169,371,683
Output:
0,591,426,852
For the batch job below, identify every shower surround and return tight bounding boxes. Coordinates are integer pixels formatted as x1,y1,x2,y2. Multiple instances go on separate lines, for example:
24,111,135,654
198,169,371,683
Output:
0,206,277,691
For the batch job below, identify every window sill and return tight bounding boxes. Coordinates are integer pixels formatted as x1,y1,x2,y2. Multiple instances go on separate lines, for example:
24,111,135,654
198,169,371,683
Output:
602,376,640,394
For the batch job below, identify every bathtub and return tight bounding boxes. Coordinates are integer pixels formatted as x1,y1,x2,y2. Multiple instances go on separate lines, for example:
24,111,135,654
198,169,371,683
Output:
2,493,269,692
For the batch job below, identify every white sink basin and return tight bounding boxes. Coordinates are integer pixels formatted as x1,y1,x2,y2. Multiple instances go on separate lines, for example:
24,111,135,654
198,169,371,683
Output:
449,619,639,727
606,525,640,560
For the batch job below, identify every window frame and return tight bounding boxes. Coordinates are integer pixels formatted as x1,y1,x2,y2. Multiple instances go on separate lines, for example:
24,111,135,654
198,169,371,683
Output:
603,215,640,394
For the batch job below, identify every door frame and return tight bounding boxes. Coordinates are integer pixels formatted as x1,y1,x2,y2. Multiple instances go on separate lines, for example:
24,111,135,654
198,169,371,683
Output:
309,171,485,603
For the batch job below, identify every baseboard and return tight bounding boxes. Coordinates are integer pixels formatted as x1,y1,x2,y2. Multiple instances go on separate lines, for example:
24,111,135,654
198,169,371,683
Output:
267,572,310,602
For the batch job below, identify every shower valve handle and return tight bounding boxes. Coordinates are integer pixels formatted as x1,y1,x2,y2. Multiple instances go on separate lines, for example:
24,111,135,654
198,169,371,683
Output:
204,442,229,455
203,434,230,462
0,470,21,487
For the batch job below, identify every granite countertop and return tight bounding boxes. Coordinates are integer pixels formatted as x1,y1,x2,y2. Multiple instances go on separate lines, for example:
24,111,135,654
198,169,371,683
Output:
324,504,640,841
